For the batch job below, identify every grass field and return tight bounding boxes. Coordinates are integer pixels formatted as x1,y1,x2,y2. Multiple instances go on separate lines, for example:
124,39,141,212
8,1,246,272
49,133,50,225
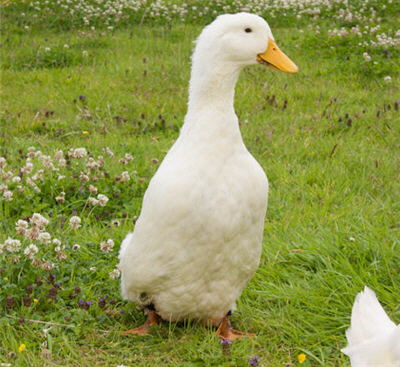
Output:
1,0,400,366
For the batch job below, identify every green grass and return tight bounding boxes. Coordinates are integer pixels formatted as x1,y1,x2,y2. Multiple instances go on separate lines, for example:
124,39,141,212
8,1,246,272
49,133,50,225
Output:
1,1,400,366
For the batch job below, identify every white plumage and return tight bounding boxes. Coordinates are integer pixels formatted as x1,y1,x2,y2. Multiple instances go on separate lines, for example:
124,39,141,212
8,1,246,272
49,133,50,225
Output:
119,13,297,328
342,287,400,367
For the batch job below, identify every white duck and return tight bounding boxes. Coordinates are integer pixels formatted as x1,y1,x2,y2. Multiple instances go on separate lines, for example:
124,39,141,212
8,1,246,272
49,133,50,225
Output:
119,12,298,340
342,287,400,367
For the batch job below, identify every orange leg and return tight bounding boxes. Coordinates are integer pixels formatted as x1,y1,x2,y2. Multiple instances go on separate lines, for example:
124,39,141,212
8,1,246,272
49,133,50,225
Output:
123,309,160,335
216,315,256,341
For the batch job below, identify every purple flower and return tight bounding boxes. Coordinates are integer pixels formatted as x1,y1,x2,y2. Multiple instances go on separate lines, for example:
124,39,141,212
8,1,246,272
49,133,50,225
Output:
78,299,93,310
6,296,14,310
24,296,32,307
78,95,86,101
220,338,231,345
49,287,58,300
98,295,107,308
46,273,56,284
249,355,260,366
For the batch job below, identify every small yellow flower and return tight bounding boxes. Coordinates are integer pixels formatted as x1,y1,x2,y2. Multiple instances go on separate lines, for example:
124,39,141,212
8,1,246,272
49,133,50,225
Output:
82,131,89,135
298,353,306,364
19,344,26,353
3,277,8,281
33,298,39,303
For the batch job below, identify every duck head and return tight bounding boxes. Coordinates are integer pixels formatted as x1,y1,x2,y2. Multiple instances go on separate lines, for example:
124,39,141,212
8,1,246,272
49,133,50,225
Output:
192,13,298,73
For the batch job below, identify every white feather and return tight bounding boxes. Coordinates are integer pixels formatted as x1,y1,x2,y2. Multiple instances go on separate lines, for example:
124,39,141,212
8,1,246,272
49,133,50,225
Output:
342,287,400,367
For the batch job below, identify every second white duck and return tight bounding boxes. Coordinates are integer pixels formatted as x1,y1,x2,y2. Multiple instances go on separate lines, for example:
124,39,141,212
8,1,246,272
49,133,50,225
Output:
342,287,400,367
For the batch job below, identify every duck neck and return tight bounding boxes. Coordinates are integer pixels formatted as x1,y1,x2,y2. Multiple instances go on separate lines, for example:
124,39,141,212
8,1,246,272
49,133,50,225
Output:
186,63,241,117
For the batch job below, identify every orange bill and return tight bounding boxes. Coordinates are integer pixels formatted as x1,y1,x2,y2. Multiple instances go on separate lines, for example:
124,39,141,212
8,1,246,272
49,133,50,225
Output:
257,38,299,73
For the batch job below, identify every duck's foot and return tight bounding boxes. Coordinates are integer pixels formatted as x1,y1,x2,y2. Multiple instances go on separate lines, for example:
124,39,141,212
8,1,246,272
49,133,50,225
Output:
216,315,256,341
123,309,160,335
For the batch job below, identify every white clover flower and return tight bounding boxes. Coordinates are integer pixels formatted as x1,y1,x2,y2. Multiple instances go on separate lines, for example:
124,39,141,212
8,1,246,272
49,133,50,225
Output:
38,232,51,245
109,267,121,279
16,219,29,235
56,250,67,261
5,238,21,253
88,197,99,206
362,52,371,62
89,185,98,194
120,171,130,182
56,191,65,204
103,147,114,157
2,171,13,182
27,227,40,241
12,176,21,183
24,244,39,259
26,177,35,187
41,155,55,170
21,162,33,174
86,157,100,171
100,239,115,253
41,261,54,271
82,50,88,57
34,151,43,159
69,215,82,229
72,244,80,251
30,213,49,230
64,44,69,49
52,238,61,247
72,148,87,159
0,157,7,170
119,153,133,164
27,146,36,157
54,149,64,161
97,194,109,207
96,156,105,166
45,47,51,52
384,76,392,83
3,190,13,201
80,172,89,182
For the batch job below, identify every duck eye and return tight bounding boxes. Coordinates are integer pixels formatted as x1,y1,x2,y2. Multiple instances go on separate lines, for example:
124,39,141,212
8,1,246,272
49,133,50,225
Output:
245,28,252,33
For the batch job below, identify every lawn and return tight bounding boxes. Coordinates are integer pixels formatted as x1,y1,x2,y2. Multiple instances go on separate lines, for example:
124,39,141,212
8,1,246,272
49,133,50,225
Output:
0,0,399,366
